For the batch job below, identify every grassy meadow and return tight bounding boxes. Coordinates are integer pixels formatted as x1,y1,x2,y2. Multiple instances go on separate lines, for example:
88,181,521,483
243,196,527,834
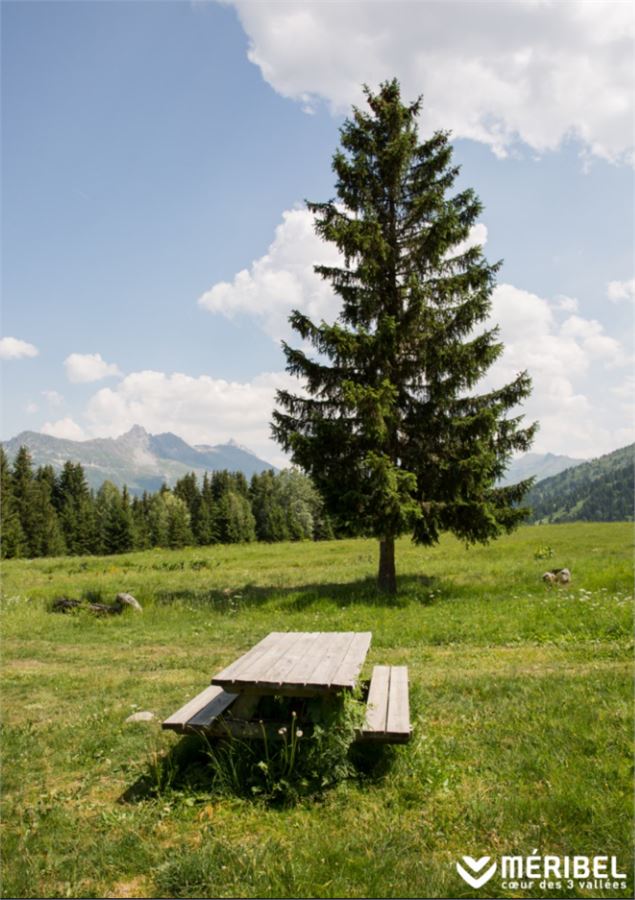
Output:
1,522,633,899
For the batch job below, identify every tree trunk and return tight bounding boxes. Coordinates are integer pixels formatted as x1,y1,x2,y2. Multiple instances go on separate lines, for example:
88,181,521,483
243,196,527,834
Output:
378,535,397,594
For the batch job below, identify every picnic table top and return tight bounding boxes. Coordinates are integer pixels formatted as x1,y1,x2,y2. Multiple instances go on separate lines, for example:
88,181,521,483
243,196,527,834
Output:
211,631,372,695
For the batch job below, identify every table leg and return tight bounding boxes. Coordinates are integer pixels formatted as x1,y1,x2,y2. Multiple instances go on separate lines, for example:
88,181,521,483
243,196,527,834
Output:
228,691,261,720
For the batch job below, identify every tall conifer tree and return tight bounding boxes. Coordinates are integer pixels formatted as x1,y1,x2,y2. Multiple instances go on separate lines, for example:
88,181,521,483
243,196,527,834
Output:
272,80,536,593
0,448,25,558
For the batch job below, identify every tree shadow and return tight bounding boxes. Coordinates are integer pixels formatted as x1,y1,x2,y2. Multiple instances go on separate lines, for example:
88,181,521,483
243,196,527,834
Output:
153,573,448,612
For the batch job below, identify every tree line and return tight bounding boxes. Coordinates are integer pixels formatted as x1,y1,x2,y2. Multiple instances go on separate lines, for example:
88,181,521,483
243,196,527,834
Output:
0,446,334,559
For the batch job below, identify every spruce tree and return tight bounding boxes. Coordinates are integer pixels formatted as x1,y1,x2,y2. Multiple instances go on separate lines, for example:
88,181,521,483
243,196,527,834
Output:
164,493,194,549
272,80,536,593
11,446,39,557
131,494,153,550
57,461,96,555
196,473,219,545
31,471,66,557
0,448,25,558
251,471,288,542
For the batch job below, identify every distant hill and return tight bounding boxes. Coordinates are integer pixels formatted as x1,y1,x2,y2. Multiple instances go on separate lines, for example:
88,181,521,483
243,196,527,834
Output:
524,444,634,523
2,425,277,493
498,451,587,487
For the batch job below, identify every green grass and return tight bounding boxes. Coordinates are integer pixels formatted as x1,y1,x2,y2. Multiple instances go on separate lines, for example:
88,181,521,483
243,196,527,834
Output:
1,522,633,898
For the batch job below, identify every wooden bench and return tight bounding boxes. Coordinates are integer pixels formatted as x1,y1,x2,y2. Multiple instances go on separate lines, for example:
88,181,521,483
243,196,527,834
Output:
162,684,238,734
358,665,411,743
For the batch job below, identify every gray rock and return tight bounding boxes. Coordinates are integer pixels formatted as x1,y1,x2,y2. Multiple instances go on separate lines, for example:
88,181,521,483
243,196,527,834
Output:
115,592,142,611
125,711,156,723
542,568,571,585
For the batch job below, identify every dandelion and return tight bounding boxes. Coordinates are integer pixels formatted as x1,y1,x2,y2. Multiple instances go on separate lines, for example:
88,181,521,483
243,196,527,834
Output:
278,727,287,735
296,729,303,738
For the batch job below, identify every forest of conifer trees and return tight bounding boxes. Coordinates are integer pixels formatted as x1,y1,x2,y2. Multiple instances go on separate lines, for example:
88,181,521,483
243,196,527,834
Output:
0,446,333,559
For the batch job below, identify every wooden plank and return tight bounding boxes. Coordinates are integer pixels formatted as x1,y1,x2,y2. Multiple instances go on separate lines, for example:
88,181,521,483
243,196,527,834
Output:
364,665,390,733
252,632,320,686
329,631,372,686
183,689,239,731
162,685,237,731
212,632,281,683
300,632,356,687
235,631,303,683
385,666,410,736
283,632,336,685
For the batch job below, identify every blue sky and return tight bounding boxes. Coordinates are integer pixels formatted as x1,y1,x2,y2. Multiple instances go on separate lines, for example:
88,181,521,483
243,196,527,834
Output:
2,0,633,465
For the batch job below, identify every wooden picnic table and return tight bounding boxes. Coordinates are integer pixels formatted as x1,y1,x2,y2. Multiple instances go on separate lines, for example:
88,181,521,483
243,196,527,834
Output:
212,630,372,696
163,630,411,743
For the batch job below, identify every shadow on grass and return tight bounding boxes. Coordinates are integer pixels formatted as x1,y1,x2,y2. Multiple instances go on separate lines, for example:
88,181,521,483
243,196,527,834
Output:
119,734,211,803
118,732,398,806
154,573,449,612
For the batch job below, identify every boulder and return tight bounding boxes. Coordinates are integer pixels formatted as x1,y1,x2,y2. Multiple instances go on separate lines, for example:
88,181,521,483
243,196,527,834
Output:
542,568,571,585
115,592,142,611
125,711,156,723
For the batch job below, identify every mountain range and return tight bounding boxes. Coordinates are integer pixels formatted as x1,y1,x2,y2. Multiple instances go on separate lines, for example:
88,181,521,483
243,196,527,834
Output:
523,443,634,523
3,427,632,523
2,426,277,493
497,451,586,486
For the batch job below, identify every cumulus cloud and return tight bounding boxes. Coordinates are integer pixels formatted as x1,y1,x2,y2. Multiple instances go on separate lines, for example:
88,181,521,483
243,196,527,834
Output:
198,208,342,343
84,369,296,467
64,352,121,383
554,294,579,313
42,390,64,408
41,417,86,441
0,337,39,360
607,277,635,302
482,284,632,455
227,0,634,164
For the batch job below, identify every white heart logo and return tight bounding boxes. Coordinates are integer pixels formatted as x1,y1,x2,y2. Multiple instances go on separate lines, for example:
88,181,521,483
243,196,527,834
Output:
456,856,497,889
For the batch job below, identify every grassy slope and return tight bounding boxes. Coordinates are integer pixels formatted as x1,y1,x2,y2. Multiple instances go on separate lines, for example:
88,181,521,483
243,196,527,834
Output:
1,522,633,899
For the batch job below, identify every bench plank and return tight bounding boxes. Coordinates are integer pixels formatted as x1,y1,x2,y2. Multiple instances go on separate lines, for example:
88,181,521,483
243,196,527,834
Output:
385,665,410,737
359,665,411,743
162,685,238,732
364,664,390,732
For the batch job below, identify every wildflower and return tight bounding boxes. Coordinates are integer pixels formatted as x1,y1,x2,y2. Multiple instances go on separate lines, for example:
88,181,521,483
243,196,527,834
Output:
296,729,303,738
278,727,287,735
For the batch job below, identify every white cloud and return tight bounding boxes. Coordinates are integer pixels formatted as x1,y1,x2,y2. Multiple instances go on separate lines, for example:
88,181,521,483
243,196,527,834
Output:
607,277,635,302
26,402,39,414
228,0,634,164
41,417,86,441
84,369,296,467
198,208,342,343
554,294,579,313
42,390,64,408
0,337,39,360
64,352,121,383
483,284,632,456
559,314,628,365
